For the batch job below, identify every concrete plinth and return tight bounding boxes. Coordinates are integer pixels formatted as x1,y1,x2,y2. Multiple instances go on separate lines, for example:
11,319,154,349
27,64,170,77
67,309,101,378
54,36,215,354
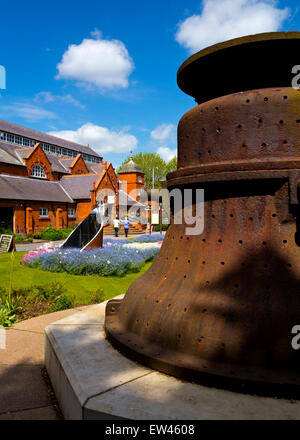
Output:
45,296,300,420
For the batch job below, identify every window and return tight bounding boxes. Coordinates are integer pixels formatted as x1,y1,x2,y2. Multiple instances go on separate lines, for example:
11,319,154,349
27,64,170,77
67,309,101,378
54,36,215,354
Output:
31,165,46,178
39,208,48,218
138,176,142,183
68,208,76,217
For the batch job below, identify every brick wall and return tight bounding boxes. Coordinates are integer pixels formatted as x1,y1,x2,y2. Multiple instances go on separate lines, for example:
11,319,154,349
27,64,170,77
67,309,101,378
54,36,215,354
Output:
0,200,76,233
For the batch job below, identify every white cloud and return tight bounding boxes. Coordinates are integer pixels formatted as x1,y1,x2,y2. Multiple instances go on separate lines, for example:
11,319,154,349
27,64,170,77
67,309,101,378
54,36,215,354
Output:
90,28,102,40
56,33,134,89
34,92,85,109
175,0,290,53
151,123,176,143
0,103,57,122
157,146,177,162
48,122,138,154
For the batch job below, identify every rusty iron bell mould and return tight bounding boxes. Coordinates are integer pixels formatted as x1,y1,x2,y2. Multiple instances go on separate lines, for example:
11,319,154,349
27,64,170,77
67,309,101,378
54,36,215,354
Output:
105,32,300,397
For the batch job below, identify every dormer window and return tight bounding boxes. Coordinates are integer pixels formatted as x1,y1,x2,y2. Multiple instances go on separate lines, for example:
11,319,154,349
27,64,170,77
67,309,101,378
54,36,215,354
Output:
31,165,46,178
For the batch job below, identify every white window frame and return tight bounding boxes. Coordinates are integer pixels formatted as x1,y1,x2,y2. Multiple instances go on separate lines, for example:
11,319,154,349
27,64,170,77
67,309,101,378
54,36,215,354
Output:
31,165,46,179
39,207,49,218
68,208,76,217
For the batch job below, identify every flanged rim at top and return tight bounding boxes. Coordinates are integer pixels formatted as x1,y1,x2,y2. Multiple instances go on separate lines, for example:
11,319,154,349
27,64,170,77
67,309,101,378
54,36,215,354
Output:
177,31,300,103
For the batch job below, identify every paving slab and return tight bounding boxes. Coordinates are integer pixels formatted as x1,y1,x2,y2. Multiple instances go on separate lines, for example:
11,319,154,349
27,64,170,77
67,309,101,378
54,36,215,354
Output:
45,295,300,420
0,365,51,414
0,306,93,420
0,308,89,366
0,406,60,420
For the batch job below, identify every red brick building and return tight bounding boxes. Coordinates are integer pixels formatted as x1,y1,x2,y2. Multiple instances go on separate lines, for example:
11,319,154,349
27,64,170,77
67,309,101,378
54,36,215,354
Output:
0,120,118,234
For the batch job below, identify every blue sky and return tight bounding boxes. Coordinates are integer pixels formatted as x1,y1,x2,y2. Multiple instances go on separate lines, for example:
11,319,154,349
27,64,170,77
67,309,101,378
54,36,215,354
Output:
0,0,299,167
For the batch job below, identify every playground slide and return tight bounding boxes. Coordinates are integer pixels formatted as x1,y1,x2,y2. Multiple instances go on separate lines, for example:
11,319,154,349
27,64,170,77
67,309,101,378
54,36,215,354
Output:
60,207,105,251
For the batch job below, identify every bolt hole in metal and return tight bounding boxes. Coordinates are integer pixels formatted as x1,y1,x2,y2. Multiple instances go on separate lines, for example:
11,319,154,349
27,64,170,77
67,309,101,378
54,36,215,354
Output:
242,143,247,148
216,127,222,133
261,142,267,147
264,97,268,101
221,261,225,265
279,120,284,124
258,118,263,124
246,99,250,103
283,95,288,100
229,213,234,218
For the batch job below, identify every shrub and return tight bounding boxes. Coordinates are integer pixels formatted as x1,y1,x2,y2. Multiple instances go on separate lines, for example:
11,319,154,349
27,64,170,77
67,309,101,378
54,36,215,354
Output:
14,234,33,243
40,226,74,241
0,287,22,327
88,289,106,304
49,294,74,312
0,305,17,327
41,227,64,241
0,228,13,235
33,231,42,239
25,281,66,303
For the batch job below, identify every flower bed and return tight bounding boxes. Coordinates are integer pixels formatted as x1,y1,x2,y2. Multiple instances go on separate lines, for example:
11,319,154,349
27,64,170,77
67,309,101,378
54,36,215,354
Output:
22,235,163,277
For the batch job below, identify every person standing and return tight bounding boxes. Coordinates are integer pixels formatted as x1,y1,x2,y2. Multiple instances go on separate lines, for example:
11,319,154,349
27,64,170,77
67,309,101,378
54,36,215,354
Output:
113,216,120,237
123,216,130,238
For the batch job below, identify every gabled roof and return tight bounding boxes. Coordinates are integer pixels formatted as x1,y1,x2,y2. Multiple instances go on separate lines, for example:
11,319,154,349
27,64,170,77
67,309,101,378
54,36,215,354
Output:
0,141,25,166
60,174,102,199
0,120,100,158
15,147,70,174
88,164,106,174
0,174,73,202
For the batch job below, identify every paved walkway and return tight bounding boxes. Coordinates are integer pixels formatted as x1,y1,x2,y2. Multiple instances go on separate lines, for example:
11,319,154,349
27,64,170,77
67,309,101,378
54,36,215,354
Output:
0,306,91,420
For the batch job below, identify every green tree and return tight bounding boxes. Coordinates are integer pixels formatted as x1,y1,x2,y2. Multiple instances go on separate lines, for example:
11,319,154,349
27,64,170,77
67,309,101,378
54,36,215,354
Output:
165,156,177,175
118,152,168,189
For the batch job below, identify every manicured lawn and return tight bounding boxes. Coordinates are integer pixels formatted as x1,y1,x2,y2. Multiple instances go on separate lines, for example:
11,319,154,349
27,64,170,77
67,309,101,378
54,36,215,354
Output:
0,251,152,304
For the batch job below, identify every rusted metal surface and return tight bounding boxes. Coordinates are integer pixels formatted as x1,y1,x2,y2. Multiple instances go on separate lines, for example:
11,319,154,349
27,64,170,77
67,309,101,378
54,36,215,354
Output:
105,32,300,396
177,32,300,103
